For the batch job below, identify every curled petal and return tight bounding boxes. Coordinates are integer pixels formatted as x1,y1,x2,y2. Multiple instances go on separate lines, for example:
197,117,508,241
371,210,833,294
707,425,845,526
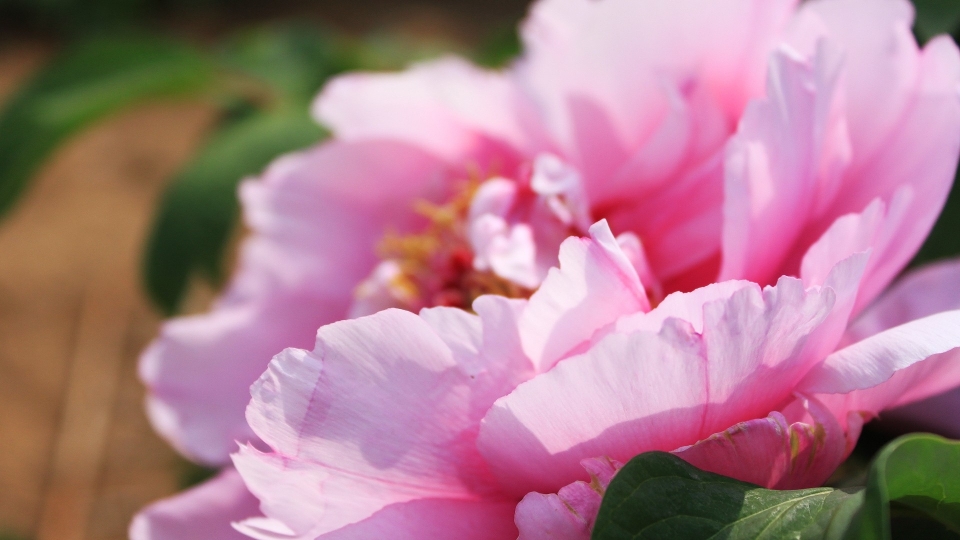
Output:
519,220,649,372
515,458,621,540
799,309,960,395
673,395,848,490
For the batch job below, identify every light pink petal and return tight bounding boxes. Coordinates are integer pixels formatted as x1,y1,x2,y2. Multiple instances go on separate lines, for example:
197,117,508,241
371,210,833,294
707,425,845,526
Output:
605,152,725,290
816,259,960,430
846,258,960,341
616,280,754,335
480,272,850,495
518,220,649,372
720,42,851,285
314,57,539,164
264,499,516,540
239,307,533,535
515,458,620,540
785,1,960,302
674,396,847,490
140,140,449,465
800,310,960,395
129,469,260,540
519,0,796,187
480,318,708,495
234,498,518,540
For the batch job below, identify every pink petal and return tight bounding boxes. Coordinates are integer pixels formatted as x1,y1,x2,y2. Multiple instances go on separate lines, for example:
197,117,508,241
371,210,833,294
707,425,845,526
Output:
786,0,960,302
605,152,725,289
129,469,260,540
674,395,848,490
140,140,450,465
518,220,649,371
816,259,960,430
237,499,518,540
239,307,534,536
519,0,796,183
799,310,960,395
479,273,847,495
515,458,620,540
720,43,851,285
314,57,538,164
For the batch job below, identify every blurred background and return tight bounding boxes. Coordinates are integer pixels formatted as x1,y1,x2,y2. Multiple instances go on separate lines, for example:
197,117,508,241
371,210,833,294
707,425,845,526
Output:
0,1,957,539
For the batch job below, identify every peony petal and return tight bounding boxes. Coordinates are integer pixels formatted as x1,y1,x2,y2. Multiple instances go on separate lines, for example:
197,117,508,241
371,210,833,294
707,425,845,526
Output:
129,469,260,540
785,0,960,303
720,42,851,285
314,57,539,164
234,498,518,540
605,152,726,290
517,220,649,372
815,259,960,430
515,458,620,540
480,273,848,495
799,310,960,395
239,307,534,536
318,499,517,540
140,140,450,465
673,395,848,490
519,0,796,186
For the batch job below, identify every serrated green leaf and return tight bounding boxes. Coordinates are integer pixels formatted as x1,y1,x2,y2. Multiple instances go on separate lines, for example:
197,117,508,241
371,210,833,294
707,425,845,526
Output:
0,35,214,219
592,452,863,540
851,434,960,540
143,109,324,314
913,0,960,42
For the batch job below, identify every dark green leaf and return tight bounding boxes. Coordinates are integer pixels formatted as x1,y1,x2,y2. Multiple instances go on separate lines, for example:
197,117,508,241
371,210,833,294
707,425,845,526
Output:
219,24,355,106
591,451,863,540
913,168,960,266
0,35,214,219
912,0,960,42
851,434,960,540
143,109,324,314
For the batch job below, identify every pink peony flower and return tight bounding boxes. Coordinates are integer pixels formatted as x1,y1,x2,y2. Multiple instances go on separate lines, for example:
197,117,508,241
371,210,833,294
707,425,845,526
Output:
140,0,960,471
134,222,960,539
134,0,960,536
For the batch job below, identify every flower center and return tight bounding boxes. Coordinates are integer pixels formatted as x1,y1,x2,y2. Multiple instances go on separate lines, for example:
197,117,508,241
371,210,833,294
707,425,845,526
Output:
350,180,534,317
349,154,601,318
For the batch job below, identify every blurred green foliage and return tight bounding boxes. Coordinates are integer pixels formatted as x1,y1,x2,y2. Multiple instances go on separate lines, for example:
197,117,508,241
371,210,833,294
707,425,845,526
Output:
145,108,325,313
913,0,960,42
0,36,213,218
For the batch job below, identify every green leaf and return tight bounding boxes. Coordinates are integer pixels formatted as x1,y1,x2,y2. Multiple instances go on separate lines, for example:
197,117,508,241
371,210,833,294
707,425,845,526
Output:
852,434,960,540
912,0,960,42
0,35,214,219
591,452,863,540
913,167,960,266
219,24,355,106
143,109,324,314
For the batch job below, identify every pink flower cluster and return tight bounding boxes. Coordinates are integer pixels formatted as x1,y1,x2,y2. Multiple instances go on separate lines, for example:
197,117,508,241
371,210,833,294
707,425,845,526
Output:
133,0,960,538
